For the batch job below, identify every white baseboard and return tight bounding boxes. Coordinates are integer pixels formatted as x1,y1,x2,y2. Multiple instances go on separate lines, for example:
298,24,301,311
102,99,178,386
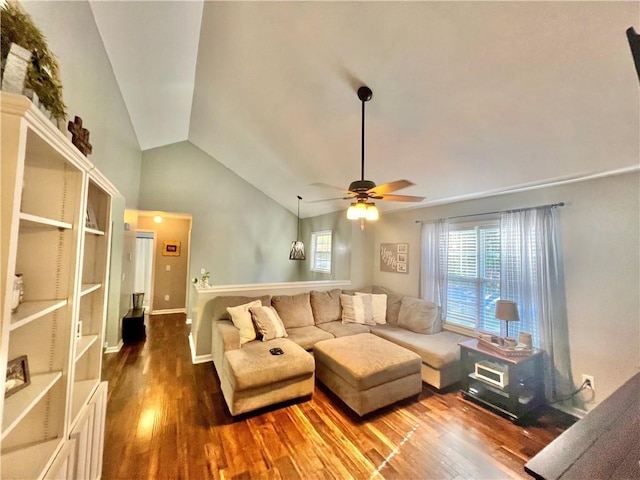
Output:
151,308,186,315
104,340,123,354
188,332,212,364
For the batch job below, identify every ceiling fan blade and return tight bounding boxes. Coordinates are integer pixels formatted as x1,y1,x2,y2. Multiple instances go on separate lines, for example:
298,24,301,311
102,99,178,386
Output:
378,193,425,202
368,180,414,195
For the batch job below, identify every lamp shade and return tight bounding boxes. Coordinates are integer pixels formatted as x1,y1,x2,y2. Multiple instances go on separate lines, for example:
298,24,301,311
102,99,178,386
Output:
495,300,520,322
347,201,379,221
289,240,305,260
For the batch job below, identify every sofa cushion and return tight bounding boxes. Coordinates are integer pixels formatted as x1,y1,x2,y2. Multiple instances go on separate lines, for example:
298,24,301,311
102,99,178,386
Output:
250,305,288,341
341,285,373,295
213,295,271,322
317,320,370,338
341,294,375,326
397,297,439,334
272,292,315,328
223,338,314,391
373,286,403,324
227,300,262,344
310,289,342,324
355,292,387,324
314,333,421,391
285,325,334,350
369,325,467,370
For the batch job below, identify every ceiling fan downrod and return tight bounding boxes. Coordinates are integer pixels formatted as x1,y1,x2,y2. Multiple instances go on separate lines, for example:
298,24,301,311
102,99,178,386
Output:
348,86,375,197
358,86,372,182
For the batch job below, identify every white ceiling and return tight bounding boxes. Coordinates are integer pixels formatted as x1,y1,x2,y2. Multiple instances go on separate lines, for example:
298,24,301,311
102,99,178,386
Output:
90,1,639,218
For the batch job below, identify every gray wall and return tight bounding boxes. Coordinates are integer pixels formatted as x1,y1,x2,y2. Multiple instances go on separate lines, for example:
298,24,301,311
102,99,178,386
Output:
367,171,640,411
22,1,142,206
139,141,301,286
294,210,352,282
22,1,143,349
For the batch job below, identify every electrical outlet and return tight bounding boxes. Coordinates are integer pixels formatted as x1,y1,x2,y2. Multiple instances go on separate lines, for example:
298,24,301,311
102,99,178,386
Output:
581,374,595,392
164,294,170,301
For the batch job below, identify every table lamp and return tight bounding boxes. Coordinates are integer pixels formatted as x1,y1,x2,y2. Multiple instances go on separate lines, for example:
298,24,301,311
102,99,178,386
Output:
495,300,519,340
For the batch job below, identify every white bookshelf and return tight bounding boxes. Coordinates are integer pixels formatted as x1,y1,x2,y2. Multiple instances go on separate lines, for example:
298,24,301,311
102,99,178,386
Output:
1,92,117,479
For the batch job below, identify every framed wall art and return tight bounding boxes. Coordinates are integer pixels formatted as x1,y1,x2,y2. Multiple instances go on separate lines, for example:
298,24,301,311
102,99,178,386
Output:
380,243,409,274
162,240,181,256
5,355,30,397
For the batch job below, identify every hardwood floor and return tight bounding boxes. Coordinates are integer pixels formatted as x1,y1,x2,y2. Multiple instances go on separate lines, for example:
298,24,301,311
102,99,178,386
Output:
102,313,575,479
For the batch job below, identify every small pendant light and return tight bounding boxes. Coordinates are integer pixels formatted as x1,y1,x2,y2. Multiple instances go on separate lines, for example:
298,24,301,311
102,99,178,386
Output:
289,195,305,260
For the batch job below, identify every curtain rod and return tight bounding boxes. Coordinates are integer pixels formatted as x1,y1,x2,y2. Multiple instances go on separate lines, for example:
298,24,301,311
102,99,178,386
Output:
414,202,565,223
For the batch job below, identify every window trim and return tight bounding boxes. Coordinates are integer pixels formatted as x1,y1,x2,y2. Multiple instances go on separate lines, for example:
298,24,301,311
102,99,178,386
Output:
310,230,332,274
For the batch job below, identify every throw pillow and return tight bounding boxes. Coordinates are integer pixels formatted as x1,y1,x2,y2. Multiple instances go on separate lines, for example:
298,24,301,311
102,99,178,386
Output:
355,292,387,324
340,294,375,326
212,295,271,322
397,296,439,334
373,286,402,324
227,300,262,344
310,289,342,324
250,305,288,341
271,292,315,328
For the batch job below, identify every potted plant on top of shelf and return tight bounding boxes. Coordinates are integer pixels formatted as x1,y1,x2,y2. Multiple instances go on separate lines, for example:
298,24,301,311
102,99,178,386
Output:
1,0,66,124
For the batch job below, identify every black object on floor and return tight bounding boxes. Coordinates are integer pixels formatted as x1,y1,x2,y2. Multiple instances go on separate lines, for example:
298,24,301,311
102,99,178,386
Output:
122,308,146,343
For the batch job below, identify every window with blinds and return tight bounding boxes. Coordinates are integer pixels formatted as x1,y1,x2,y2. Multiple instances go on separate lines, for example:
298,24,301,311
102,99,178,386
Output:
445,222,501,333
311,230,332,273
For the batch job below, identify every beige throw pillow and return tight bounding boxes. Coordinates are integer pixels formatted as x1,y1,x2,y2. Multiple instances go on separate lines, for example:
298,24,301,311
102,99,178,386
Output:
373,286,402,324
250,305,288,341
355,292,387,324
341,294,375,326
227,300,262,344
397,296,439,334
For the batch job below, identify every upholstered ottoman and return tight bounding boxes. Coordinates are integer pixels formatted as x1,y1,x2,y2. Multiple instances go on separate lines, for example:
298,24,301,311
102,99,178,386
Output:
220,338,315,416
314,333,422,416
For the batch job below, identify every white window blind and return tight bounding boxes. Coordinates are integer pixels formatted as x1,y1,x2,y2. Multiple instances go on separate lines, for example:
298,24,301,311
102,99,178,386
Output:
445,223,501,333
311,230,332,273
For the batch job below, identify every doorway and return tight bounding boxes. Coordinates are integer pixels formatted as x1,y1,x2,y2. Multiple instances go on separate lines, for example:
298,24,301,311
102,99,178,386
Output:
134,231,154,311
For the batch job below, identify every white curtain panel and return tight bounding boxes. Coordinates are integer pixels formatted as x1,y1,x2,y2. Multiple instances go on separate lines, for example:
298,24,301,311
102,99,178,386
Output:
500,206,571,401
420,219,449,321
134,237,154,307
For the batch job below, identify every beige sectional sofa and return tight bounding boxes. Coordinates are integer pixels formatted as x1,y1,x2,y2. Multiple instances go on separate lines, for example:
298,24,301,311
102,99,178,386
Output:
210,286,473,416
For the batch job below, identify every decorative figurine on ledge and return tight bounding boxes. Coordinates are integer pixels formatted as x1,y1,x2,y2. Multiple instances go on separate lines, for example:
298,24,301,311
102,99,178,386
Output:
67,116,93,156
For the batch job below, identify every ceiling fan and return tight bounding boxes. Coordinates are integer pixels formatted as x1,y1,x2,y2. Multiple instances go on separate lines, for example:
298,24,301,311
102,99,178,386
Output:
312,86,425,221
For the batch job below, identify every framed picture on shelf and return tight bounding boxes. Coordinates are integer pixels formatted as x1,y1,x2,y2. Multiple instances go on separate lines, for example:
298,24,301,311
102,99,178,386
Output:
162,240,181,256
5,355,30,397
85,201,98,230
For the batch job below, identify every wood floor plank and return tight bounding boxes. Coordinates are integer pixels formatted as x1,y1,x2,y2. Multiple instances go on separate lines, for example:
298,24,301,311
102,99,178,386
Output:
102,314,576,479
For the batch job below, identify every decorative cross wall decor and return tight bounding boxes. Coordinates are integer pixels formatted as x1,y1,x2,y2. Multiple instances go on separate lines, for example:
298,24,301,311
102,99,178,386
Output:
67,116,93,156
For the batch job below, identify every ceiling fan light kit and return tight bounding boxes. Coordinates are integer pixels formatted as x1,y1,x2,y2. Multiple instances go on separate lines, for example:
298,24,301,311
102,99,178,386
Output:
347,200,379,221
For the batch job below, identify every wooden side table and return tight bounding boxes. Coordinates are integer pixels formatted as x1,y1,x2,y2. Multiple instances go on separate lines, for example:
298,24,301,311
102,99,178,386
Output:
459,338,545,424
122,307,146,343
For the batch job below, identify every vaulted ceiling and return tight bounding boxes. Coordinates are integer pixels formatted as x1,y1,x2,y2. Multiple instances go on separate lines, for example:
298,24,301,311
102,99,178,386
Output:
89,1,639,218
